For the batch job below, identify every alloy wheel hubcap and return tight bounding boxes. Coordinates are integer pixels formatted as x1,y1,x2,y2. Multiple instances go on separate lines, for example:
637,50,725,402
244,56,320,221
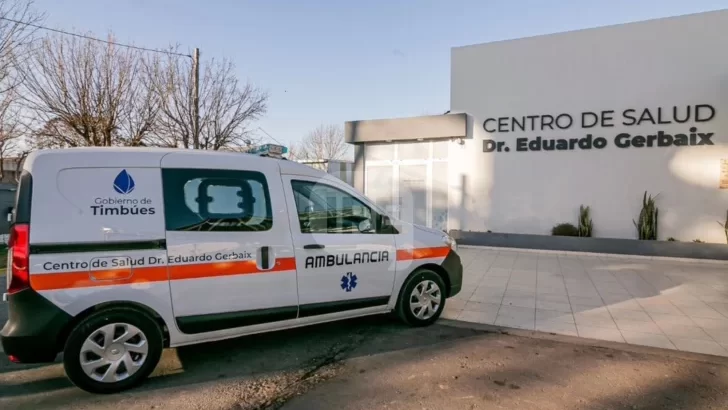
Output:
79,323,149,383
409,280,442,320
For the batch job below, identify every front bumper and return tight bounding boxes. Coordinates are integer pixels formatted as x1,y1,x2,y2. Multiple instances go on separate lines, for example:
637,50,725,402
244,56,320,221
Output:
441,250,463,298
1,288,72,363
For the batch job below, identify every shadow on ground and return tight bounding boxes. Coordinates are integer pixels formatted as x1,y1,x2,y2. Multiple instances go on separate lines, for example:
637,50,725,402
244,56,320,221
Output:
0,314,485,408
284,327,728,410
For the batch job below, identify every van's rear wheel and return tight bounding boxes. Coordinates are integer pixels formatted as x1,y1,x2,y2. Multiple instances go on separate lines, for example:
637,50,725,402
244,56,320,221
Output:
63,307,163,394
396,269,446,326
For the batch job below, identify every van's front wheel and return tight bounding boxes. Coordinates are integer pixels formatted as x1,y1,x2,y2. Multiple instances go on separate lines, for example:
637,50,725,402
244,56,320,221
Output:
63,307,163,394
396,269,446,326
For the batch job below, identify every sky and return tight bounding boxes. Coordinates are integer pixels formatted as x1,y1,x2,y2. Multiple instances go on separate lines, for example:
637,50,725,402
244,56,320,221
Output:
31,0,728,148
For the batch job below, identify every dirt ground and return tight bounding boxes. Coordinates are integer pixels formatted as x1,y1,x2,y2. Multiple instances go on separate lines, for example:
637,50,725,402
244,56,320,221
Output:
2,314,728,410
285,321,728,410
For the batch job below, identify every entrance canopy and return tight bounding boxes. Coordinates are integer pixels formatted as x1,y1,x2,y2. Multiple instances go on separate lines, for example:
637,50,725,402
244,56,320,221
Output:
345,113,468,145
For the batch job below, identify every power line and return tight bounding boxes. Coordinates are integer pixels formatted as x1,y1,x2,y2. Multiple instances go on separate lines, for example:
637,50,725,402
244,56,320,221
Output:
0,16,192,59
257,127,284,146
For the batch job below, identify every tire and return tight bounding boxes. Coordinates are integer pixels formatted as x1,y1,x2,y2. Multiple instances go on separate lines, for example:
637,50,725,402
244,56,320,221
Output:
62,307,163,394
396,269,446,327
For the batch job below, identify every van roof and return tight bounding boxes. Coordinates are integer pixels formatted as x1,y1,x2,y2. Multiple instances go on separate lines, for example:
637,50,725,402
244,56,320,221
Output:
23,147,334,179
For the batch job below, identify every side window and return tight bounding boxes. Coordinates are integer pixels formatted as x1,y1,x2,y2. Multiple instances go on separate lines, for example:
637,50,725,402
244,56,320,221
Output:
163,168,272,232
291,180,374,234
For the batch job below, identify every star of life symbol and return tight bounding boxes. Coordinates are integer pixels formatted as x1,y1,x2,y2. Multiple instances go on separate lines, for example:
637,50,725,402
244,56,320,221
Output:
341,272,357,292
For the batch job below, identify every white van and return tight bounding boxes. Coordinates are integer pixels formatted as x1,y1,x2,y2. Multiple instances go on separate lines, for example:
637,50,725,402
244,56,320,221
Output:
0,147,462,394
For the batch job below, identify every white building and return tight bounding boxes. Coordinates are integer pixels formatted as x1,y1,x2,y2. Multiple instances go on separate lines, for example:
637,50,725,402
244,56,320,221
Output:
297,159,355,186
346,10,728,245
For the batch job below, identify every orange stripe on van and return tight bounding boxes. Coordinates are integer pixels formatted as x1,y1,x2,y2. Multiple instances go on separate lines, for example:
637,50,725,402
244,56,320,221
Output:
31,249,449,291
30,266,169,291
30,258,298,291
396,247,450,261
169,257,296,281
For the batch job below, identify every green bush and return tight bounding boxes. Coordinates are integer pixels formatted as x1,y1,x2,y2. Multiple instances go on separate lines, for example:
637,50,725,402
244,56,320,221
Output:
552,223,580,237
633,191,659,240
578,205,593,237
666,237,678,242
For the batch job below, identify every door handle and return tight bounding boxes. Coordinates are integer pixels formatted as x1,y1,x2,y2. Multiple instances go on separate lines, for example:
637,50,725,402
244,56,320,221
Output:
303,244,325,250
260,246,270,270
258,246,276,270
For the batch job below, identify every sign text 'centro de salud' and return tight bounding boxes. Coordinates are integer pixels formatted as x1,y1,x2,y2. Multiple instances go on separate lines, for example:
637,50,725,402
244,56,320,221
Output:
482,104,717,153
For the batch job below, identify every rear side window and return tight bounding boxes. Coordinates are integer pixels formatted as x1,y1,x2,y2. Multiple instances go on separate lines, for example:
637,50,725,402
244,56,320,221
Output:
162,168,272,232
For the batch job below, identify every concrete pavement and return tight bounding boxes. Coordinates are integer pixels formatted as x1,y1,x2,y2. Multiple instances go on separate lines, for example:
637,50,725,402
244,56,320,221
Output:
446,246,728,356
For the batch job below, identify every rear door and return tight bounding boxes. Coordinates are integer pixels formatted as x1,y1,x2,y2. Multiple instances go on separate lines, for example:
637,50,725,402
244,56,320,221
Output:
24,157,171,320
282,175,396,317
161,153,298,335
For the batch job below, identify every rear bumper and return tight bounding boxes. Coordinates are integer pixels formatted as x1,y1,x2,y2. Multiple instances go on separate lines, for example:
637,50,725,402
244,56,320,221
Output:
441,250,463,297
1,288,72,363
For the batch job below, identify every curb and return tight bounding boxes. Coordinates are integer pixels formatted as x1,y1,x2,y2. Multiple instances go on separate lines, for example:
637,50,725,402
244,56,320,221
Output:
459,244,728,265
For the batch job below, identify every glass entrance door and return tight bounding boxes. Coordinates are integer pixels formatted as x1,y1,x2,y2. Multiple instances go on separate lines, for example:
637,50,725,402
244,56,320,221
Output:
363,141,449,231
398,164,427,227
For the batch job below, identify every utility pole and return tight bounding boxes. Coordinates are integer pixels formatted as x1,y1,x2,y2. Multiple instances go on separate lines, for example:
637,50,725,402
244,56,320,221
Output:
192,48,200,149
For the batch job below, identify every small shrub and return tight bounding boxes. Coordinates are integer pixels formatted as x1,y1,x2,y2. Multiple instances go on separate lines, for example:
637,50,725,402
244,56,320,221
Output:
633,191,659,240
578,205,593,237
552,223,580,237
693,239,705,243
666,237,678,242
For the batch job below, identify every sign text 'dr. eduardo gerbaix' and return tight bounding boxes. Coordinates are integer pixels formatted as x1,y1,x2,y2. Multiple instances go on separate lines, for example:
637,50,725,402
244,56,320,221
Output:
482,104,717,153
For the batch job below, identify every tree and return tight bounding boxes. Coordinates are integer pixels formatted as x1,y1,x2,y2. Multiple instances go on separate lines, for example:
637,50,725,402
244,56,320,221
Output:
0,89,29,181
0,1,44,180
147,49,268,150
22,32,159,148
292,124,349,161
0,0,44,95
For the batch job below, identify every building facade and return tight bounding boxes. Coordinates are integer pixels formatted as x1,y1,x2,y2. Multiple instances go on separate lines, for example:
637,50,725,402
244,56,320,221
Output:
297,159,355,186
346,10,728,243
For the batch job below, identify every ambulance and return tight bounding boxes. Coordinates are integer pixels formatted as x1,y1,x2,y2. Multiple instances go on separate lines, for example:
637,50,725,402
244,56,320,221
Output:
0,146,462,394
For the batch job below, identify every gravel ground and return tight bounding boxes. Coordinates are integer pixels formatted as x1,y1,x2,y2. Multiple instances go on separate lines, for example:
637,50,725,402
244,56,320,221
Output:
0,314,484,409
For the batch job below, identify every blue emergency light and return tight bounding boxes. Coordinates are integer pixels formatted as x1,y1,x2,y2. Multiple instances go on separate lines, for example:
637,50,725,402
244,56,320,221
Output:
249,144,289,158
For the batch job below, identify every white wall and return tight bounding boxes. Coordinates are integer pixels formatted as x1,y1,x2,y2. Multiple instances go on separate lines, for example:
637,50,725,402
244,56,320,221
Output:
450,10,728,243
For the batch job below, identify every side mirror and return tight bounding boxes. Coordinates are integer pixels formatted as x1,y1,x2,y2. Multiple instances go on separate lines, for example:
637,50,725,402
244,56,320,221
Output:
358,219,373,233
378,214,398,234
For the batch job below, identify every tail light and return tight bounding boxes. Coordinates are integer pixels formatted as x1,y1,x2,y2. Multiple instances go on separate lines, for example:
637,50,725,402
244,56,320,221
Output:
7,223,30,294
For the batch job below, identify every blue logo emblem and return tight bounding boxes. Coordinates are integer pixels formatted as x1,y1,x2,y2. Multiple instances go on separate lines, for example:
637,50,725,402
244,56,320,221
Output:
341,272,357,292
113,169,136,195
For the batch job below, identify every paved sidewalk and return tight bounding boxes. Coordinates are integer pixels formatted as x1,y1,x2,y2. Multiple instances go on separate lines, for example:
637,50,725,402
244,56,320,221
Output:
445,246,728,356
